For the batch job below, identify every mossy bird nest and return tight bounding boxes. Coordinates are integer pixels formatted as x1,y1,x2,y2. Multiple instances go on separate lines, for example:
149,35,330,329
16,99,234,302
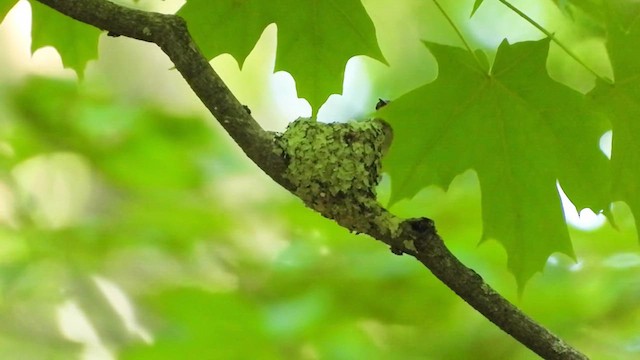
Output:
274,118,398,235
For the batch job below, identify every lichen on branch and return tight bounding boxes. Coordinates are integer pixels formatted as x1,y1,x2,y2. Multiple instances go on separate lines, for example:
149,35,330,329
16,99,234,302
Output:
274,118,399,236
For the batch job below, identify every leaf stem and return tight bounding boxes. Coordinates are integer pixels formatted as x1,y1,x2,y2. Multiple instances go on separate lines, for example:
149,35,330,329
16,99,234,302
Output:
431,0,485,72
497,0,612,84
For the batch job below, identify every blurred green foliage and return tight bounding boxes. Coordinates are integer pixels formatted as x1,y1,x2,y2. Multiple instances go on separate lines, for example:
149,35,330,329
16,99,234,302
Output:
0,76,638,359
1,0,640,359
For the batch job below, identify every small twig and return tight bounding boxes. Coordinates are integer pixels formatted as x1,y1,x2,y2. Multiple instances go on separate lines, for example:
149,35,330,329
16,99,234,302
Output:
431,0,486,73
35,0,588,358
497,0,612,84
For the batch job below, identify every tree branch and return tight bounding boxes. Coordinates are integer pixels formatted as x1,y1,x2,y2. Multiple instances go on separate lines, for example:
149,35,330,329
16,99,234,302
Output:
34,0,588,358
34,0,291,189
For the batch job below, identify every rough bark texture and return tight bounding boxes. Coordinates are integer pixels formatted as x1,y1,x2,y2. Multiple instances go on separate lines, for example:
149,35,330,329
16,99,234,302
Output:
35,0,589,359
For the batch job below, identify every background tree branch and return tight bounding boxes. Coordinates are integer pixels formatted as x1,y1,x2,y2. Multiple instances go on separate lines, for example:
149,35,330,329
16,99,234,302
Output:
35,0,588,358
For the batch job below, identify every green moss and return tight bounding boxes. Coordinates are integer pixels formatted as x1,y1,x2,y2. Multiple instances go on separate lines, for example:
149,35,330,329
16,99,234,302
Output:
274,118,398,235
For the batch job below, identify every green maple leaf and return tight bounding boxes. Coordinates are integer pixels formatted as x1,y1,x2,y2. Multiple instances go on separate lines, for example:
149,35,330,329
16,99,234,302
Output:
30,1,101,76
589,0,640,241
381,39,610,287
178,0,384,112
